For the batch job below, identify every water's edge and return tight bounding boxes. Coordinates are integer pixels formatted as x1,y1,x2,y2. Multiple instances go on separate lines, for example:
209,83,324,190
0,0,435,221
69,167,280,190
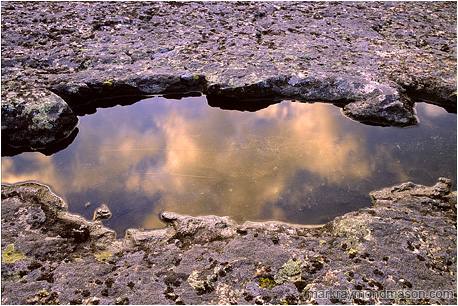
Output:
1,179,456,304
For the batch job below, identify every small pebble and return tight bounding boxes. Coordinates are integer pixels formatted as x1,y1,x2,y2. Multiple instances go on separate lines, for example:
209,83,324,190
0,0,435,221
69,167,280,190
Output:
93,204,112,221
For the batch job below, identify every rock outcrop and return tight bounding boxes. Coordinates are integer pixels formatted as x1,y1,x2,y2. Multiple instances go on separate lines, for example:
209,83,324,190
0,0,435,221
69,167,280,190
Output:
2,179,456,304
1,91,78,152
1,2,456,152
1,2,456,304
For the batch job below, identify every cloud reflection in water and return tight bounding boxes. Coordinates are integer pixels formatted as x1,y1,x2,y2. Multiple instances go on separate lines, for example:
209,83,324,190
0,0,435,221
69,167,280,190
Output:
1,97,456,235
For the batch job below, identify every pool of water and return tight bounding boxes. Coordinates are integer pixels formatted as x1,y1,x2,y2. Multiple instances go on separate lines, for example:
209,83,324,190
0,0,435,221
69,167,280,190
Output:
2,96,456,236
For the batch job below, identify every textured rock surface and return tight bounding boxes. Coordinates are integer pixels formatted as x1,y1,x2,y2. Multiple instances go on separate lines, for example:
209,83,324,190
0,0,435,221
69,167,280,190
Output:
2,179,456,304
1,90,78,150
1,3,456,304
93,204,112,222
1,1,456,151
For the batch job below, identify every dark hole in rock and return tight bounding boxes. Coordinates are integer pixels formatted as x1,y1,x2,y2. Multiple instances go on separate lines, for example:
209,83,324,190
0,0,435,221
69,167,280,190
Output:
1,96,456,237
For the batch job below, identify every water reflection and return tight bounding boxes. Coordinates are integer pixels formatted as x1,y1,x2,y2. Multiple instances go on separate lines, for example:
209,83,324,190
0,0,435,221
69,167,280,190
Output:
1,97,456,236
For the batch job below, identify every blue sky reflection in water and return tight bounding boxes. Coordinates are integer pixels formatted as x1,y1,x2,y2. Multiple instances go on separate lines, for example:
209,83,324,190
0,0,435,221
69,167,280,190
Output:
1,97,456,236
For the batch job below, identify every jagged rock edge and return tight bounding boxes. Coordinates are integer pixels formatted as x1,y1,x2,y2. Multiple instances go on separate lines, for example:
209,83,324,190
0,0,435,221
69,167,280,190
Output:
0,72,431,153
2,177,455,254
48,73,419,126
0,181,326,252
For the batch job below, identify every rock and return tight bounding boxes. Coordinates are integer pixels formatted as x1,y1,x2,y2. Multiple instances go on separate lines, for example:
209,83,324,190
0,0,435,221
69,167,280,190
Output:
1,1,456,148
0,2,456,303
187,270,216,295
370,176,456,206
207,75,419,127
342,93,418,127
50,73,208,109
274,259,302,285
93,204,112,221
1,179,456,304
1,244,28,264
1,182,116,252
160,211,237,244
1,90,78,151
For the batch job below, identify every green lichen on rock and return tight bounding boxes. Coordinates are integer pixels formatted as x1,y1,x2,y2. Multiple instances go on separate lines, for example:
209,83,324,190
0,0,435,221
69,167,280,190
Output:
274,258,302,285
31,112,54,130
2,244,27,264
94,251,111,261
2,90,78,151
24,100,60,131
333,215,372,252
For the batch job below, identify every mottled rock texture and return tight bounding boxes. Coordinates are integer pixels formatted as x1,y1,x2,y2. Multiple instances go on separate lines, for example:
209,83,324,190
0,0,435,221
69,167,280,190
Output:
1,3,456,304
1,1,456,151
1,179,456,304
1,90,78,149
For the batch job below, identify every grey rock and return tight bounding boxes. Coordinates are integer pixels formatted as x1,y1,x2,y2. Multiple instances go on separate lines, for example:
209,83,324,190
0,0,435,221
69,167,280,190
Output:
160,211,237,244
207,75,419,126
1,179,456,304
93,204,112,221
1,90,78,149
1,2,456,152
1,2,456,304
343,94,418,127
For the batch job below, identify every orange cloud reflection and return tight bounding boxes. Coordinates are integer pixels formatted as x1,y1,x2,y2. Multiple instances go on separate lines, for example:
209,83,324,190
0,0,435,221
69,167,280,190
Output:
3,97,428,231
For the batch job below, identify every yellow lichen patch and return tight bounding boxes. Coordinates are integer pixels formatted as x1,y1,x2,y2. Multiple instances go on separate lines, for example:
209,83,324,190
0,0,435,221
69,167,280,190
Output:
2,244,28,264
258,276,276,288
102,79,115,86
348,248,357,256
74,257,83,262
37,288,50,298
94,251,111,261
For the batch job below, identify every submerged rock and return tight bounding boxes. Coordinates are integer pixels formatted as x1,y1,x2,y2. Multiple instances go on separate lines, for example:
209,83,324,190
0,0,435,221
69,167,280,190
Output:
1,179,456,304
93,204,112,221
